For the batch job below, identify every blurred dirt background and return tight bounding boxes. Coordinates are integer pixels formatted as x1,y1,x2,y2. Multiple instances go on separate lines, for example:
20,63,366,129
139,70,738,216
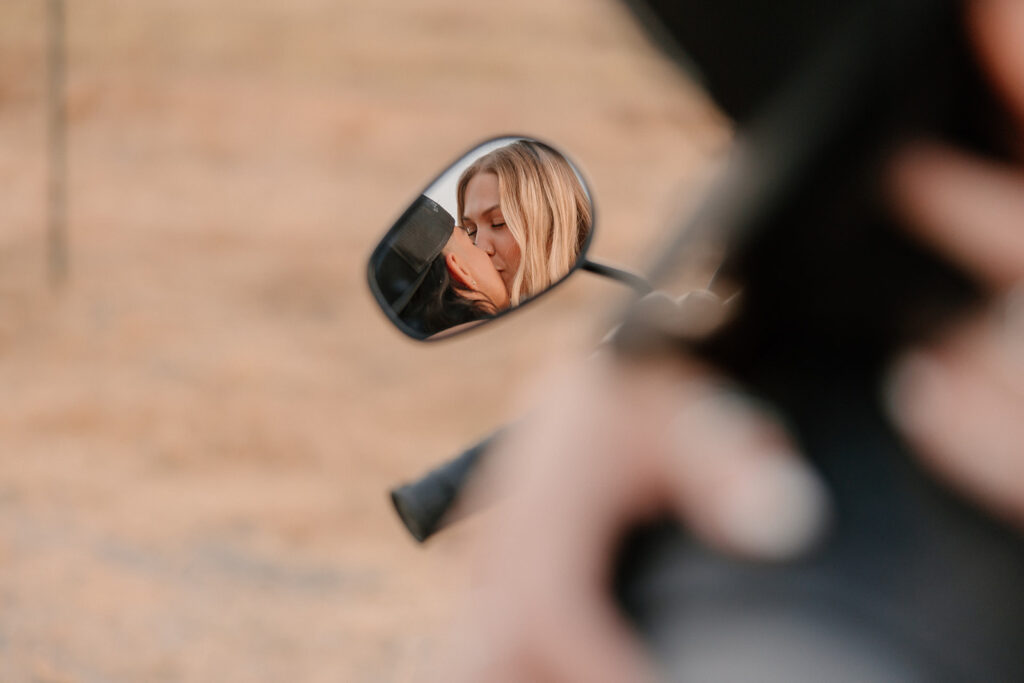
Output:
0,0,728,680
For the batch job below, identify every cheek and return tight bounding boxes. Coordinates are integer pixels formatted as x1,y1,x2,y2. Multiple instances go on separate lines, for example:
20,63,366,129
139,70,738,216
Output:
499,233,521,270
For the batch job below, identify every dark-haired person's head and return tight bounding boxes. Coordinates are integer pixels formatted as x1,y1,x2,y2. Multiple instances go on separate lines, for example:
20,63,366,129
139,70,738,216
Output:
378,195,510,337
401,226,510,336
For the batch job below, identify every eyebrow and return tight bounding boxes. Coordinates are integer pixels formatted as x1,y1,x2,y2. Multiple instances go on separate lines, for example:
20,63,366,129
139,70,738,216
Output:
462,204,501,223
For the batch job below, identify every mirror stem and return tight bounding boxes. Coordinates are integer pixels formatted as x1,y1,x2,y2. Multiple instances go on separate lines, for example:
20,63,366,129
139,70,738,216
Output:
582,259,652,294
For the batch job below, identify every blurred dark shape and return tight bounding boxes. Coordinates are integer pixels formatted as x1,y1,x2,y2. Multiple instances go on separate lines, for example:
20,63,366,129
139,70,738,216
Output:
623,0,856,124
615,1,1024,680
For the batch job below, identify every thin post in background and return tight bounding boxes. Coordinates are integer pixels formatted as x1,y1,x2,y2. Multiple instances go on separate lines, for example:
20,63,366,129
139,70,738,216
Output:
47,0,68,289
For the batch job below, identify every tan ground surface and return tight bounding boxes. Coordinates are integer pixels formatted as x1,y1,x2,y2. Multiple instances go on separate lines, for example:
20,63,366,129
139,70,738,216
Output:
0,1,727,680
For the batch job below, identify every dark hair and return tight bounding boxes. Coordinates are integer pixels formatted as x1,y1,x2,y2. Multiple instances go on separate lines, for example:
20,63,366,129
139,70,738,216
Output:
399,257,496,336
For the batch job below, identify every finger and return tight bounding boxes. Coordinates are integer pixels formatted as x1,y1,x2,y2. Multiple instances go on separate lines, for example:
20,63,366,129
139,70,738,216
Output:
661,382,831,560
888,143,1024,289
510,359,830,564
970,0,1024,126
886,309,1024,528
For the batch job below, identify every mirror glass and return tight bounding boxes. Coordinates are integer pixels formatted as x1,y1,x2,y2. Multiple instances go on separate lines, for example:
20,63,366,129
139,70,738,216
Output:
368,136,594,340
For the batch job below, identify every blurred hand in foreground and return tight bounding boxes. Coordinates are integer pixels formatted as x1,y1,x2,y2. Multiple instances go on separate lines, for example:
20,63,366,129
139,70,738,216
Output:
438,1,1024,680
886,0,1024,527
442,353,829,683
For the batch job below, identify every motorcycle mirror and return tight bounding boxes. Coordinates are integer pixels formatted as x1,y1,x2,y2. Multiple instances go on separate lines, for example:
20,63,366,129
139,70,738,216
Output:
367,136,595,341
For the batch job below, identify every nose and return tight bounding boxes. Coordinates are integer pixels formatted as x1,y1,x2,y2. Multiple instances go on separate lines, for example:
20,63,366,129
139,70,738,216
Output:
476,232,496,256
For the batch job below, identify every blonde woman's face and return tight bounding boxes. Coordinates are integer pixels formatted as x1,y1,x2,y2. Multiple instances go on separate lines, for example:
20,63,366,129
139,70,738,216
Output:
461,172,521,293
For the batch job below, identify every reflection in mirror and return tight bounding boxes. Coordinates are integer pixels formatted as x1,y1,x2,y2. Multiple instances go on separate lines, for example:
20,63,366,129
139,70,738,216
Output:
368,137,594,340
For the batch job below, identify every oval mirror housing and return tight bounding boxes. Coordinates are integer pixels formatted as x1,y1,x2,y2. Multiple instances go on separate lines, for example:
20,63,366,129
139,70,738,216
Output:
368,136,594,340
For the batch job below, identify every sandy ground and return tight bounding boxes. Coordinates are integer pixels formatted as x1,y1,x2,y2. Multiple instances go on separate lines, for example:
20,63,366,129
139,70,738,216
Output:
0,1,728,680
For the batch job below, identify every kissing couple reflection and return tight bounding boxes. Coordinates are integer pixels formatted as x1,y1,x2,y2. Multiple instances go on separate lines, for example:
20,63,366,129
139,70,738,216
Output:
388,139,592,338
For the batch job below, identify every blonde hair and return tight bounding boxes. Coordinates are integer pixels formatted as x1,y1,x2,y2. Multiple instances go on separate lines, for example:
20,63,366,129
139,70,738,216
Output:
456,140,592,306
